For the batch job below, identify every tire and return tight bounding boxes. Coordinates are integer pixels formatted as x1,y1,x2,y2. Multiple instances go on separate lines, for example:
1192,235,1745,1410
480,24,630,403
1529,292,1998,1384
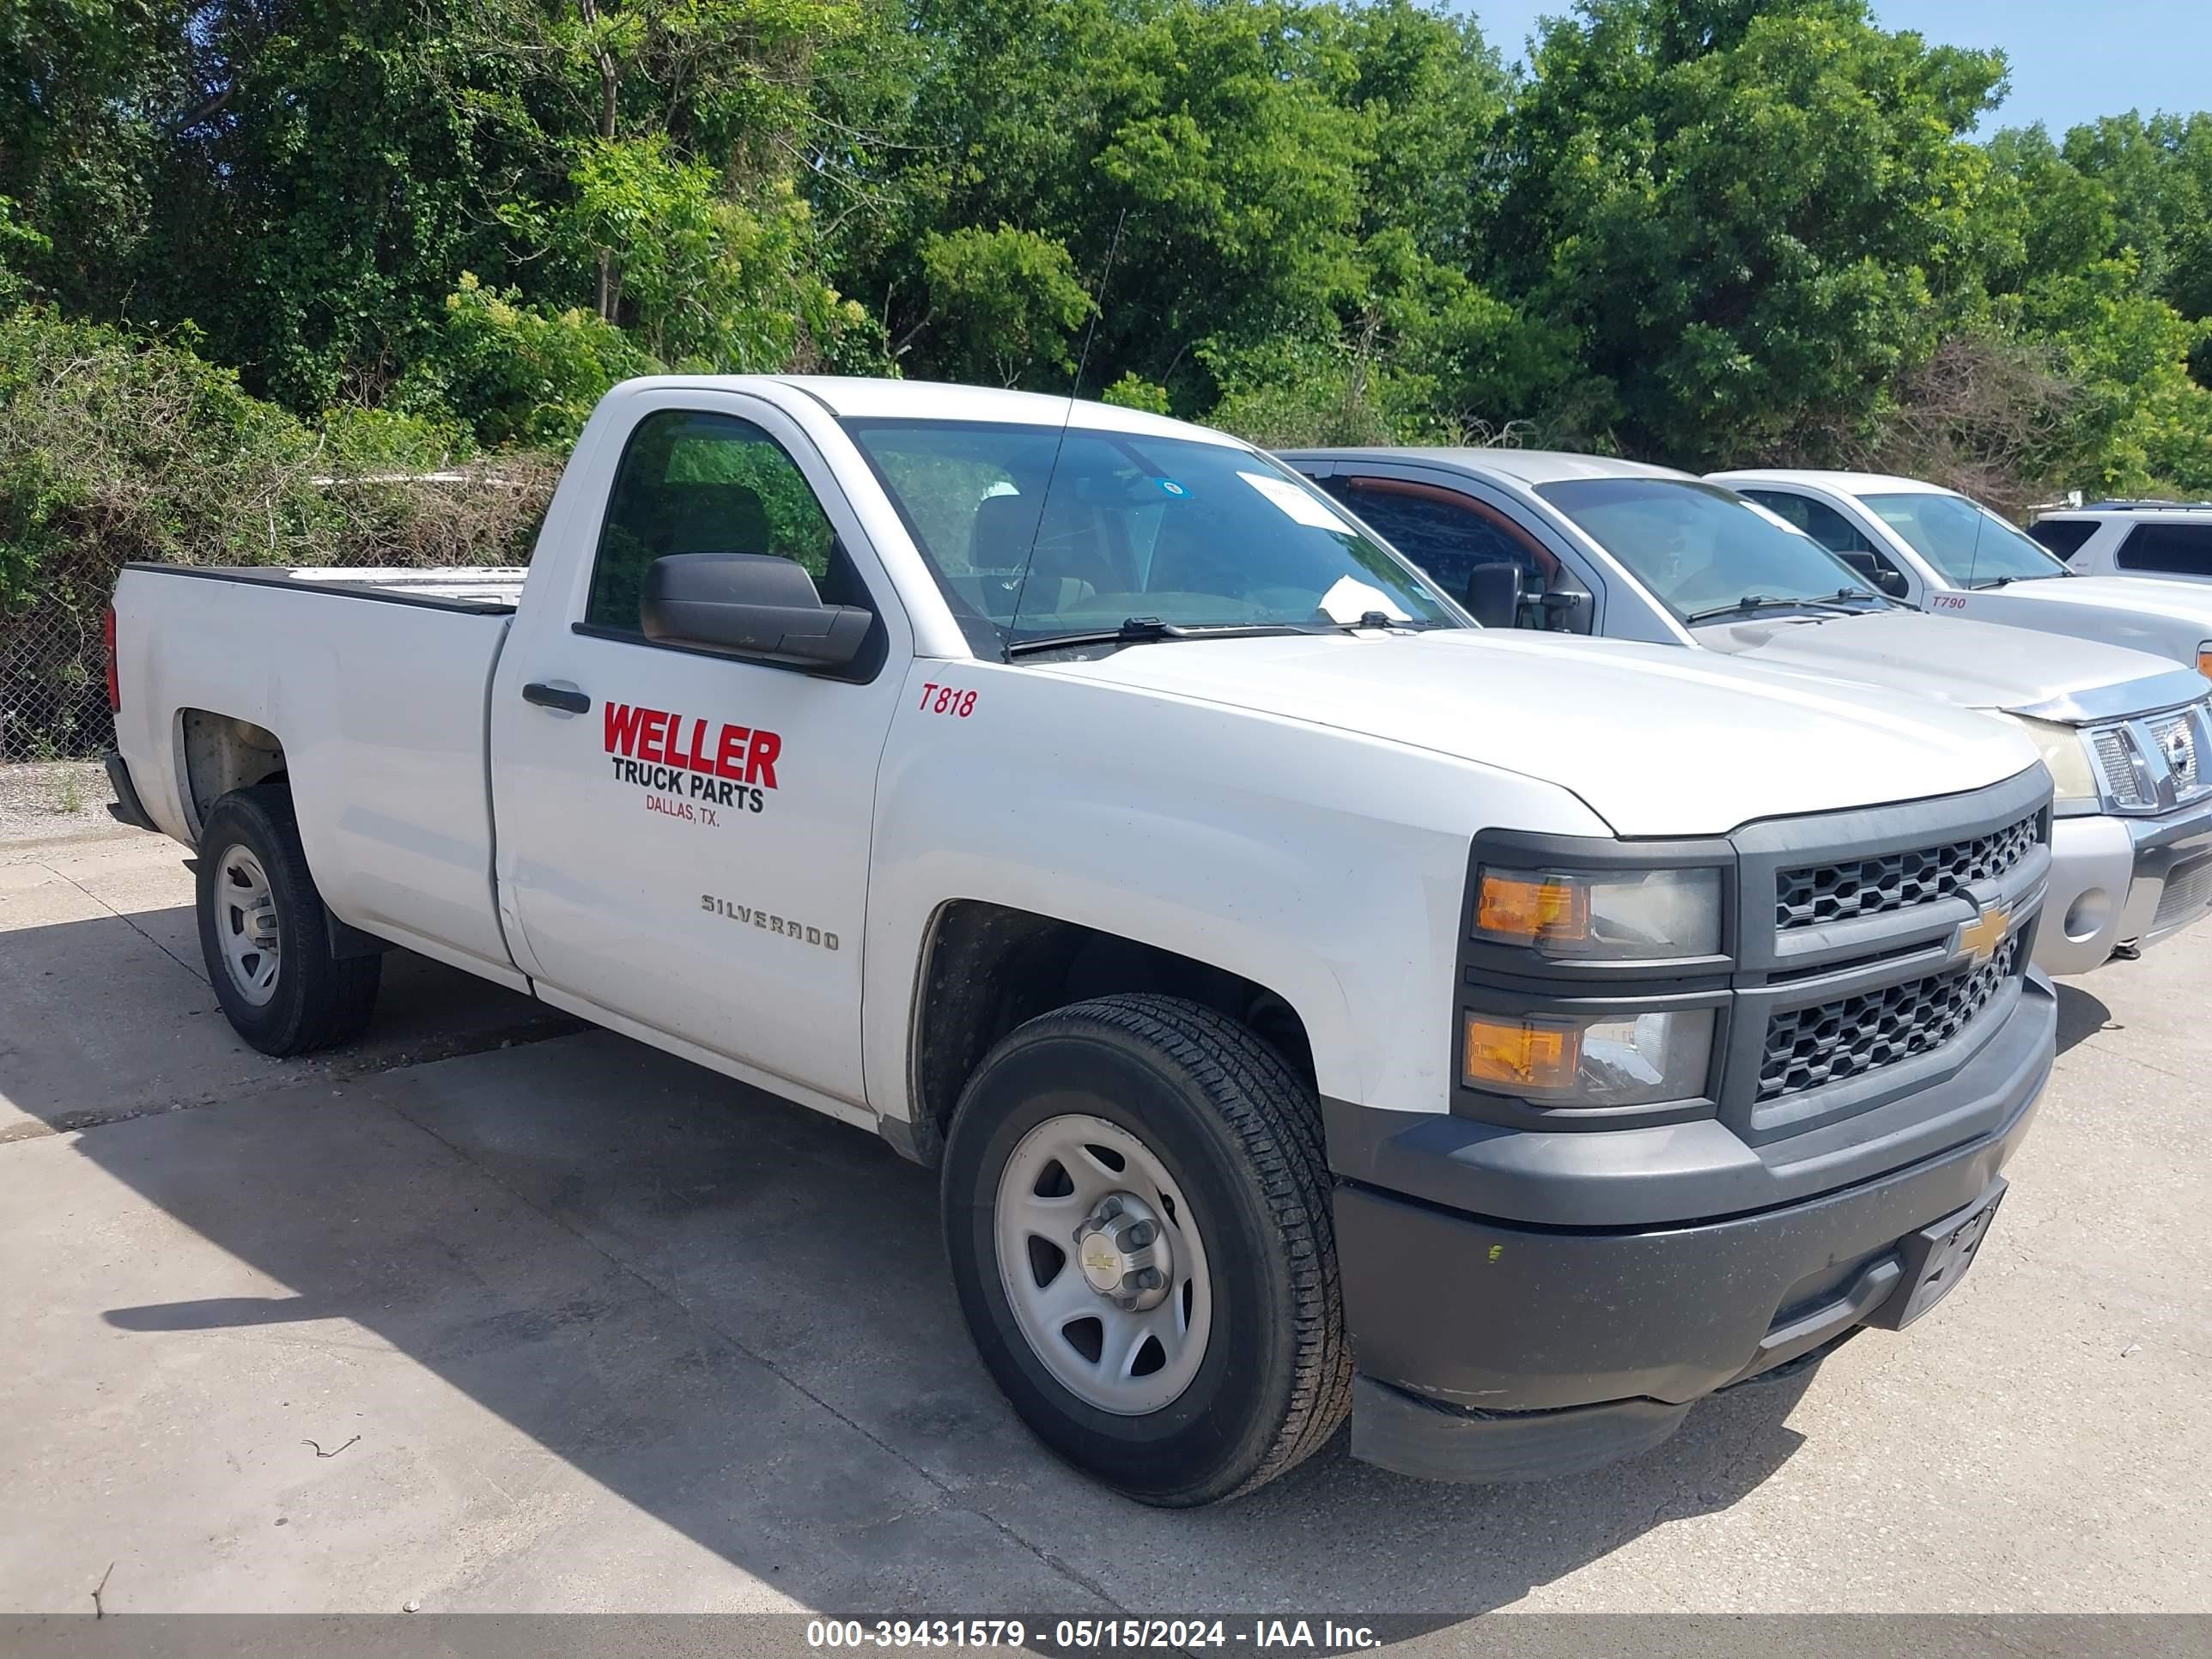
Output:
196,784,382,1056
940,993,1351,1505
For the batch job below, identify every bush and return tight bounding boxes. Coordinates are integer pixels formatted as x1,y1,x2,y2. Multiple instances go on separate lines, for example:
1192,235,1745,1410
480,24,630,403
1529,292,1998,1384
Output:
0,307,556,757
397,273,662,449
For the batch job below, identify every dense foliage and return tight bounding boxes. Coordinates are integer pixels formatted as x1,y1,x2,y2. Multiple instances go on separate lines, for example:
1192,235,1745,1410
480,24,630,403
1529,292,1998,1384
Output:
5,0,2212,612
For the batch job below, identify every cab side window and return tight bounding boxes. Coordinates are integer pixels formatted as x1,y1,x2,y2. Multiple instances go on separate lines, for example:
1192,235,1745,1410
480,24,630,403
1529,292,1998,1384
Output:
586,410,854,635
2027,519,2097,561
1741,488,1908,589
1741,489,1874,555
2114,522,2212,579
1325,478,1544,601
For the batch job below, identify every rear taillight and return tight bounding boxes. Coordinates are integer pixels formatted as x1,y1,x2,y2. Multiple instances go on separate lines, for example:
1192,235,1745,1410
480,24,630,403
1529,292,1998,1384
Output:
104,607,119,711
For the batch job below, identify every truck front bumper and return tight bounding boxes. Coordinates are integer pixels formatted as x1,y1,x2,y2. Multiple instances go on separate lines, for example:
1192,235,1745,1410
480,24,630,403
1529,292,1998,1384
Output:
2039,799,2212,973
1328,974,2055,1483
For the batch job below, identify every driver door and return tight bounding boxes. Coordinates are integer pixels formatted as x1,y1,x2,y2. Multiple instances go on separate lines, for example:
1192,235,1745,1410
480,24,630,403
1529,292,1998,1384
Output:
490,393,907,1110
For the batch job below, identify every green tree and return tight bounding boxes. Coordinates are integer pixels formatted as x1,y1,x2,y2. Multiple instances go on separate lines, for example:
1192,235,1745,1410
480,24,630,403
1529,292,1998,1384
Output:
912,224,1095,384
1490,0,2013,465
858,0,1374,407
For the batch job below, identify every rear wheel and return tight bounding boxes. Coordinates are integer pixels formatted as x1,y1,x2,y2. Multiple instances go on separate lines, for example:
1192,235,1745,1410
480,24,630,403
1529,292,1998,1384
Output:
196,785,381,1056
941,994,1350,1505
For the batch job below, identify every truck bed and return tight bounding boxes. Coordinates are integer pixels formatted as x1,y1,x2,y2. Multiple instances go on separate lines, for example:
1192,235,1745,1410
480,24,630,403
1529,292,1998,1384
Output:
112,561,524,988
126,562,528,611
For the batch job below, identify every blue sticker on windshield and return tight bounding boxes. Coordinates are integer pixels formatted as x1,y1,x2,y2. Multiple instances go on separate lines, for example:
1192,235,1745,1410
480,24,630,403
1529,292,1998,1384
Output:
1158,478,1188,497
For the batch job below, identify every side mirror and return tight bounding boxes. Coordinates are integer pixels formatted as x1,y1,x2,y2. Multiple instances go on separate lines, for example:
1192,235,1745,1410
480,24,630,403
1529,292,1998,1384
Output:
1463,562,1527,629
1839,551,1910,599
1538,589,1593,634
641,552,872,669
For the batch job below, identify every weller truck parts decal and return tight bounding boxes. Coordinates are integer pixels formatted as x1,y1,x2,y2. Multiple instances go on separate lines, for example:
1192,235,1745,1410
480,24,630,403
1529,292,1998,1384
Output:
604,700,779,815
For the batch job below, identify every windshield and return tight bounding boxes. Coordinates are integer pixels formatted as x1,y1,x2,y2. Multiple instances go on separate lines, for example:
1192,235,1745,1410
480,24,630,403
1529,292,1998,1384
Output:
1861,492,2069,588
1538,477,1881,621
842,418,1458,649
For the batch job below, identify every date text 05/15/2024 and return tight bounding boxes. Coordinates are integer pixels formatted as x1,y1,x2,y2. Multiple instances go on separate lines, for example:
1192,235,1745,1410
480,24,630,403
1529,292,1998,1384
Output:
804,1620,1383,1652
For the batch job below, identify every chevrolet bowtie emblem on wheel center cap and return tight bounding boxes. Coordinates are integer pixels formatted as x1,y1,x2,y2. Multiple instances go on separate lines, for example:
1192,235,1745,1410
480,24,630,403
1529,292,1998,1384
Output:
1954,901,2013,968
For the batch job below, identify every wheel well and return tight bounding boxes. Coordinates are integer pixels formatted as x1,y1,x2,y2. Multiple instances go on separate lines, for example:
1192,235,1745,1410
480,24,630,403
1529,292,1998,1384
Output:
907,900,1317,1166
180,709,287,832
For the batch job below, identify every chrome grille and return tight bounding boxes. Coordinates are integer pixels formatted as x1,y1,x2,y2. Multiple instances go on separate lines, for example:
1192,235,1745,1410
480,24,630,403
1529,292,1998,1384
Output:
1775,811,2040,931
1758,936,2021,1102
2091,727,2151,806
2145,711,2200,793
2152,856,2212,933
2087,702,2212,811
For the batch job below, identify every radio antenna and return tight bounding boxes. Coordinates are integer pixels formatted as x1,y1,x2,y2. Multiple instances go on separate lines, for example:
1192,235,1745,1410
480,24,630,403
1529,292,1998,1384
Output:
1007,207,1129,643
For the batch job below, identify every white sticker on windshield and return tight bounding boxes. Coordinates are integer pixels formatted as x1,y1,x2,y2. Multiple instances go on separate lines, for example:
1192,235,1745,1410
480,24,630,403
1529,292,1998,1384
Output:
1239,470,1356,532
1317,574,1412,625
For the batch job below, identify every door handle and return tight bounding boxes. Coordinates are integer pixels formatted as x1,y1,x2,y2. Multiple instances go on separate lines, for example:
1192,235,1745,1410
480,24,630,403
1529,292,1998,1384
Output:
522,682,591,714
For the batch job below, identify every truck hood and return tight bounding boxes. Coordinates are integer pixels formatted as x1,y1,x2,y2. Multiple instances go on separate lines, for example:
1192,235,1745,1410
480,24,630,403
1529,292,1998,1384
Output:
1999,574,2212,632
1036,629,2039,838
1692,607,2198,721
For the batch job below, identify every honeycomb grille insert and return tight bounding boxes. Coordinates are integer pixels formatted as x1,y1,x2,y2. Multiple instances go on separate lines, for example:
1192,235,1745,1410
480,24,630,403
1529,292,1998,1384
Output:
1775,812,2040,931
1758,937,2021,1103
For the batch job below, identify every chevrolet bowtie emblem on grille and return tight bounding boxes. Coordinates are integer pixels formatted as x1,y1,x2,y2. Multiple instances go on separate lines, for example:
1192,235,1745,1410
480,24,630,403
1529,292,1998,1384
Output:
2165,728,2192,772
1954,902,2012,968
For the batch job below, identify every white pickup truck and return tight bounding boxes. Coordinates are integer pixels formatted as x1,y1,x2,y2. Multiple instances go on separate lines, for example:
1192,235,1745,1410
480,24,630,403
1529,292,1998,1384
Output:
109,377,2057,1505
1287,448,2212,973
1711,469,2212,683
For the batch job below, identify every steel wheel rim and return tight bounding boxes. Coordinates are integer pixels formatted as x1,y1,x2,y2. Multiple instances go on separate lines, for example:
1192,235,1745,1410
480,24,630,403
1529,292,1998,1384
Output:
214,844,282,1007
994,1112,1212,1416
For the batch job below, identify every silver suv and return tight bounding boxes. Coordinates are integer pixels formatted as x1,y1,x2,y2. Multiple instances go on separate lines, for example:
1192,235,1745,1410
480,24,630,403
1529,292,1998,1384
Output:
2028,502,2212,584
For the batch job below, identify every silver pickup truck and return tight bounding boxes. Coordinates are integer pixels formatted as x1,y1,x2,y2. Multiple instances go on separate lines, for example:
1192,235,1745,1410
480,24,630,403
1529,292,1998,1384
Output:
1285,448,2212,973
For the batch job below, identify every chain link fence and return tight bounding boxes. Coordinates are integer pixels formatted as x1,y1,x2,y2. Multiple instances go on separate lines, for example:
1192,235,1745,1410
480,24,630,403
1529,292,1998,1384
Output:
1,467,559,763
0,593,112,761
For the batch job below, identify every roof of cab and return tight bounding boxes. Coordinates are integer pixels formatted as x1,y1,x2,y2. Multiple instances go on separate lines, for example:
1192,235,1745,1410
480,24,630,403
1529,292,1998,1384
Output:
1282,447,1691,486
1709,468,1952,495
628,374,1246,446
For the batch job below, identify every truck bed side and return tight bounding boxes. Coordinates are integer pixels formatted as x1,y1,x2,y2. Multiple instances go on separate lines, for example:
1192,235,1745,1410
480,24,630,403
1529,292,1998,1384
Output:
112,564,523,987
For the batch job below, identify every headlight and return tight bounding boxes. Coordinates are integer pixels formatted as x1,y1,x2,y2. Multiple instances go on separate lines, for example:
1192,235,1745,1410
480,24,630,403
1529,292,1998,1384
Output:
1996,714,2100,806
1462,1007,1715,1105
1473,866,1722,960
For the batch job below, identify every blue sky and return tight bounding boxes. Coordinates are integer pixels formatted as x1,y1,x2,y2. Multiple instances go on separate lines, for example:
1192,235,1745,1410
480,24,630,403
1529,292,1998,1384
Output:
1458,2,2212,136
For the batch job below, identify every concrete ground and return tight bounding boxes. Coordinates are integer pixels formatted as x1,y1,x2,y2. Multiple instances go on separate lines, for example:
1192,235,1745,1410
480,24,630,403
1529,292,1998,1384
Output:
0,817,2206,1620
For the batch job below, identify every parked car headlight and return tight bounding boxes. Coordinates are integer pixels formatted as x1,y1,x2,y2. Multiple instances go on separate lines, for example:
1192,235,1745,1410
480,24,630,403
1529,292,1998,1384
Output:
1473,866,1722,960
1996,714,2100,807
1462,1007,1715,1105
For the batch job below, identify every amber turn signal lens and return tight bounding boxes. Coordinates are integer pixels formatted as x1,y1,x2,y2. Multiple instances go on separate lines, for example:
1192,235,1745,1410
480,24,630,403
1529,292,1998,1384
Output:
2197,647,2212,682
1474,872,1590,943
1462,1014,1580,1091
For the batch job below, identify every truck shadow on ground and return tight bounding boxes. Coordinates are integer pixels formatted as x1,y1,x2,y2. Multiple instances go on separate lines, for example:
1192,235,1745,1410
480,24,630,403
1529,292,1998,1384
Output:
2053,981,2118,1056
21,924,1816,1618
0,892,574,1134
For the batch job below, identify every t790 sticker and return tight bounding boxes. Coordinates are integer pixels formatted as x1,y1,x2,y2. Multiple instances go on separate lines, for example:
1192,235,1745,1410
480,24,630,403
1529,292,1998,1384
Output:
604,700,780,818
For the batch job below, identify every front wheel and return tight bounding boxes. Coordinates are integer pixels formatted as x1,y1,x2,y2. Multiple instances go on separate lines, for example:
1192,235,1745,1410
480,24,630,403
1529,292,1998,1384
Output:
196,784,381,1056
940,994,1351,1505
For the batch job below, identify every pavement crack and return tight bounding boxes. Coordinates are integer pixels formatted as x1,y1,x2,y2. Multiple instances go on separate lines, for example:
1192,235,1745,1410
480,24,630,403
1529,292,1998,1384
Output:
2075,1035,2197,1085
379,1093,1130,1617
38,860,206,982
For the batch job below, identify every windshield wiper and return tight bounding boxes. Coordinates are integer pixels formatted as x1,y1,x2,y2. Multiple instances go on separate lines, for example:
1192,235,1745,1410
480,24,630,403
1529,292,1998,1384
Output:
1683,592,1869,625
1006,617,1322,656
